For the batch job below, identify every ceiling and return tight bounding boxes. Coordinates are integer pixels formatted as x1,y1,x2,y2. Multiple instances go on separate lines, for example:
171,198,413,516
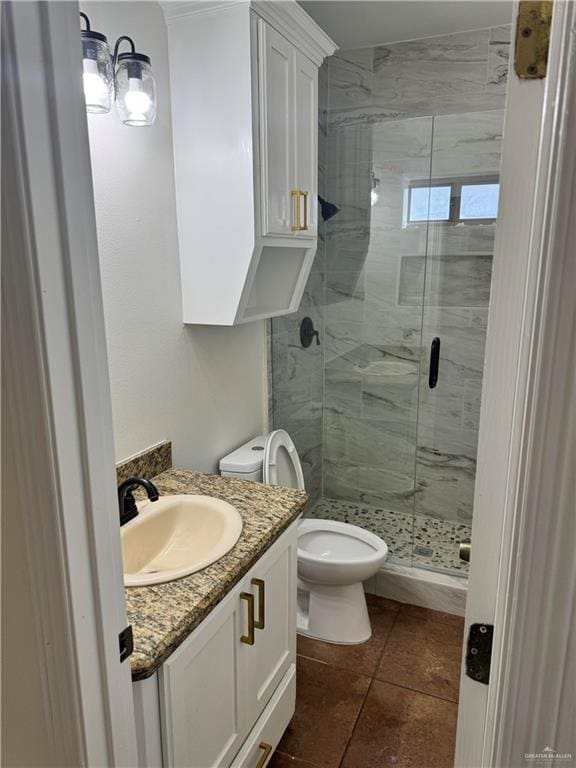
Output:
298,1,513,50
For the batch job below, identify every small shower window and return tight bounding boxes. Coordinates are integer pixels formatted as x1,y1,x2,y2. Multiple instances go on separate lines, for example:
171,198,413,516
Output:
405,175,500,224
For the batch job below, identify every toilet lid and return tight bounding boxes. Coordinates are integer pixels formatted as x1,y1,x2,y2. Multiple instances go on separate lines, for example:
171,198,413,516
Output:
263,430,305,490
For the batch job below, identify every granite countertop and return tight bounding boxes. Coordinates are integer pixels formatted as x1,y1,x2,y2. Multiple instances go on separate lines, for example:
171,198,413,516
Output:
125,468,308,681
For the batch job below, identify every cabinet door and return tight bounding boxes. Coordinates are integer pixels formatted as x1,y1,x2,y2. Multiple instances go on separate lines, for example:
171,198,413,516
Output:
293,50,317,239
159,595,243,768
259,21,294,236
238,525,297,727
230,665,296,768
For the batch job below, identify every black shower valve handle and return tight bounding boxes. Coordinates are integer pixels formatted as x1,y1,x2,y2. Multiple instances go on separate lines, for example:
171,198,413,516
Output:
300,316,321,348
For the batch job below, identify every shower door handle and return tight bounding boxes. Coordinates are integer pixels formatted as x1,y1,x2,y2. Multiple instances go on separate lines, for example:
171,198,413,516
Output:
429,337,441,389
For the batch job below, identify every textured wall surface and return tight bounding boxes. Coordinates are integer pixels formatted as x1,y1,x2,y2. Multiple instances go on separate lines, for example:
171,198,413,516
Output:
86,1,267,473
271,25,509,523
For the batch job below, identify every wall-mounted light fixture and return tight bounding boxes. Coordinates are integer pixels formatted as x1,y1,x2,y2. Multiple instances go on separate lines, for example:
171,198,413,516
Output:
113,37,156,127
80,12,113,114
79,13,156,127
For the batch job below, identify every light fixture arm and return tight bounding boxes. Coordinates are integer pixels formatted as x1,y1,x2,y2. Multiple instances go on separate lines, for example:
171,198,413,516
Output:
113,36,136,69
79,12,90,32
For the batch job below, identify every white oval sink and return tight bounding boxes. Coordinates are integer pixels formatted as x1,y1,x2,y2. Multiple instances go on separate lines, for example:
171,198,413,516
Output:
122,494,243,587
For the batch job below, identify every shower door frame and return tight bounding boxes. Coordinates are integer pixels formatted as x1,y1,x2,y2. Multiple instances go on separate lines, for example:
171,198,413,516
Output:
455,1,576,765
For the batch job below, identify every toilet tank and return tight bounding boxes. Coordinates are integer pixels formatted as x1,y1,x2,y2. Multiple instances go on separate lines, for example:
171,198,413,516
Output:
219,435,266,482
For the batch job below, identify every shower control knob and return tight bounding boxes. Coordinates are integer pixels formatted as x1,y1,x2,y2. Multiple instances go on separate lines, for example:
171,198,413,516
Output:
300,317,320,348
459,540,471,563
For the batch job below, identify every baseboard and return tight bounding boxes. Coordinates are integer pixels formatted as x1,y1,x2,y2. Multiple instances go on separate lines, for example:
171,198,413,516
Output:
364,562,467,617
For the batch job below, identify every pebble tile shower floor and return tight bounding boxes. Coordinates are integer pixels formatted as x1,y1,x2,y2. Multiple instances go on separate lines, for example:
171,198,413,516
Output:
269,596,465,768
307,497,471,574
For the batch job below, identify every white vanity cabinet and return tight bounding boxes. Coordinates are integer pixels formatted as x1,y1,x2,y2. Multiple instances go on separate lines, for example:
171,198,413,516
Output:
133,521,298,768
162,1,336,325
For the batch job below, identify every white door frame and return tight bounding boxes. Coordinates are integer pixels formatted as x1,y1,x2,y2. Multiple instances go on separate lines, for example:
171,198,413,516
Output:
456,1,576,765
2,2,138,765
3,0,575,766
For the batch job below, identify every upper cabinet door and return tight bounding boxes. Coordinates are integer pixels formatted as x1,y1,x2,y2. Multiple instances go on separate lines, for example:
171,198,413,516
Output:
294,51,318,239
259,21,294,237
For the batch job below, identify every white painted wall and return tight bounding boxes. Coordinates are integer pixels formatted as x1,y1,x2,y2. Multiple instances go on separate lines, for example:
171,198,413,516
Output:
84,1,267,472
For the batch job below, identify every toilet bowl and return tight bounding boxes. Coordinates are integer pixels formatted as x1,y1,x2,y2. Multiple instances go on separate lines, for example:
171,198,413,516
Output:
297,519,388,644
219,432,389,645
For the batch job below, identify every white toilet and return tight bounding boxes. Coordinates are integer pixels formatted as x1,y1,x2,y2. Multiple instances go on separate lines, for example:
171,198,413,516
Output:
219,430,389,645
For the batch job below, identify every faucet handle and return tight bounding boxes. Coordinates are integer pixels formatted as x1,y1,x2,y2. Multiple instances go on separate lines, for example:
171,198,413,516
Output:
118,476,159,526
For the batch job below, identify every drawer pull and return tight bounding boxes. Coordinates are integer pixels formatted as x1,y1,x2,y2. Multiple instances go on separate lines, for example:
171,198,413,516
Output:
255,742,273,768
290,190,300,231
251,578,265,630
240,592,255,645
299,190,309,231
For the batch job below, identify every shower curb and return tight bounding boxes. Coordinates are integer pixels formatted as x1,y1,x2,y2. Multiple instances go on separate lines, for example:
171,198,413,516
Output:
364,562,467,617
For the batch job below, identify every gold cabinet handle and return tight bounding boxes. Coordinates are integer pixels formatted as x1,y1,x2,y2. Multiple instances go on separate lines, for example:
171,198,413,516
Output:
240,592,255,645
251,578,265,630
299,190,309,231
290,190,300,231
255,742,273,768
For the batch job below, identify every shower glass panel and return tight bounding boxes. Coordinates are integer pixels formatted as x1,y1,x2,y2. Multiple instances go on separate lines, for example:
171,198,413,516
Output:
320,117,433,565
270,28,510,578
313,111,503,576
414,110,504,572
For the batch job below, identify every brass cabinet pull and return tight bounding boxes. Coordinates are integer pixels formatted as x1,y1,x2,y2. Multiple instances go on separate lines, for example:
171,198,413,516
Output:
255,742,273,768
299,190,309,231
240,592,255,645
251,578,265,630
290,190,300,231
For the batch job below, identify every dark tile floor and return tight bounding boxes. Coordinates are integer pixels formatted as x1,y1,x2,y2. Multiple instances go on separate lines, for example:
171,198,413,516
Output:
270,595,465,768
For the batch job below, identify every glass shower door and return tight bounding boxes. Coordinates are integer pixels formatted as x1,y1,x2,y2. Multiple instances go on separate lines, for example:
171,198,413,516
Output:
321,115,434,565
413,110,505,574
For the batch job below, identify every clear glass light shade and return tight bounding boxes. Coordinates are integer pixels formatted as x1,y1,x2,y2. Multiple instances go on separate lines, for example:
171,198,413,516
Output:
115,58,156,127
82,37,113,114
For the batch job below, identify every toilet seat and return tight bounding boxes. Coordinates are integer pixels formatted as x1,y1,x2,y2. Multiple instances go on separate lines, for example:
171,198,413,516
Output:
263,429,305,490
298,519,386,566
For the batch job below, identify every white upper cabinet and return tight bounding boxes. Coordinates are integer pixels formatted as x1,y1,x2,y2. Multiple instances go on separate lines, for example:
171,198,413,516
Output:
294,51,318,239
260,22,293,238
259,22,318,240
163,1,336,325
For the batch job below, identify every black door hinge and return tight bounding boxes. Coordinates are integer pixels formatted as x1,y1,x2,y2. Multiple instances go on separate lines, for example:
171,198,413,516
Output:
465,623,494,684
119,625,134,663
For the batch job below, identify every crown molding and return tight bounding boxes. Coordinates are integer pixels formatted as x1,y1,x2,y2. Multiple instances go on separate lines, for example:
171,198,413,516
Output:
160,0,337,64
254,1,337,63
160,1,245,22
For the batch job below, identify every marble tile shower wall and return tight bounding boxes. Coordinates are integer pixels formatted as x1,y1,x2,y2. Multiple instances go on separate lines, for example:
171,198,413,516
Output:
323,26,510,524
268,63,329,503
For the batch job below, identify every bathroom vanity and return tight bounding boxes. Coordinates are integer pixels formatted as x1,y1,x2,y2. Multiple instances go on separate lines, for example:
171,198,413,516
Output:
125,468,307,768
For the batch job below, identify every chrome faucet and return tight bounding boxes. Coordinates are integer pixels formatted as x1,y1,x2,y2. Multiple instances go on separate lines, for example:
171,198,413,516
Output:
118,476,159,526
